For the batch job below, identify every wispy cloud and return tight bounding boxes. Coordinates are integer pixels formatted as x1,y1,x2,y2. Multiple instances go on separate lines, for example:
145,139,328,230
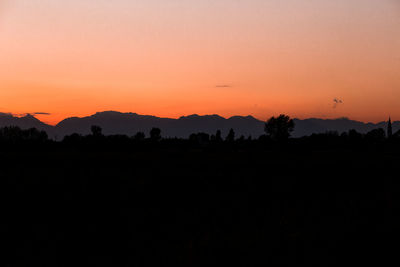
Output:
7,112,52,117
215,84,233,88
32,112,51,115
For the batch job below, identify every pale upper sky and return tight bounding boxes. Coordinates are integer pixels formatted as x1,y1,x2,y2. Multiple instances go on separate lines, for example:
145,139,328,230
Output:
0,0,399,124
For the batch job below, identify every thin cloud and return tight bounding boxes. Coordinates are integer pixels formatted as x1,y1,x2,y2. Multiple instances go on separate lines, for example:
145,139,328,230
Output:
215,85,233,88
8,112,52,117
32,112,51,115
10,113,26,117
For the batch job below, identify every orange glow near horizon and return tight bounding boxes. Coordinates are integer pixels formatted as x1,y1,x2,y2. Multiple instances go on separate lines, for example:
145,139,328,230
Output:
1,0,400,125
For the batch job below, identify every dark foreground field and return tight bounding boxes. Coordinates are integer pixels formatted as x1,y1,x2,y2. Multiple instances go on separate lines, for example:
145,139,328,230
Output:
1,140,400,265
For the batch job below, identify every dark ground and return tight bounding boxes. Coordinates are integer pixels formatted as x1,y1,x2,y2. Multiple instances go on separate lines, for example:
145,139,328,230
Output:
1,140,400,265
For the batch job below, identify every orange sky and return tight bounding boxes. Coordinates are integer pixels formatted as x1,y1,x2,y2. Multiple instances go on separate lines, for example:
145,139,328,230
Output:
0,0,399,125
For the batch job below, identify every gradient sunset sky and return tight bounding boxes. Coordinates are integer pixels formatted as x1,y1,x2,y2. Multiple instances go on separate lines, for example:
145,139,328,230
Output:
0,0,399,124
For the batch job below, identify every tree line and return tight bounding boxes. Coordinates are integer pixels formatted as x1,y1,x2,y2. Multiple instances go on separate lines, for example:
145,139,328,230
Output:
0,114,398,146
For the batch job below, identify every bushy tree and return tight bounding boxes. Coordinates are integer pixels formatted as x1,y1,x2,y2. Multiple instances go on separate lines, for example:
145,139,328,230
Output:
150,128,162,141
91,125,103,137
134,132,145,141
264,114,295,141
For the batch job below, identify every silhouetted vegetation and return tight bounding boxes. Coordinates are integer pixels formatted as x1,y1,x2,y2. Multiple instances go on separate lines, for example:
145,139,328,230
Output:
134,131,145,141
225,128,235,142
365,128,386,142
0,126,48,144
150,127,162,141
2,116,400,265
189,132,210,145
265,114,295,141
215,129,223,142
91,125,103,137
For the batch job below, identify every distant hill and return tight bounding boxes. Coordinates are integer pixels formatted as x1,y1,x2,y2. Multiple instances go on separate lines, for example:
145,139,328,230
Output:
292,118,396,137
0,111,397,139
0,113,54,135
55,111,265,138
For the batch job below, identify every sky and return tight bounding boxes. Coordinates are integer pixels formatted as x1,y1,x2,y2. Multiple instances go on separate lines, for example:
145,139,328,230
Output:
0,0,399,125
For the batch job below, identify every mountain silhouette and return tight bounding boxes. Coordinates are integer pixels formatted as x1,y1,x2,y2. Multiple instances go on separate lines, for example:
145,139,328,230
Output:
0,111,398,139
0,113,54,133
292,117,394,137
55,111,264,138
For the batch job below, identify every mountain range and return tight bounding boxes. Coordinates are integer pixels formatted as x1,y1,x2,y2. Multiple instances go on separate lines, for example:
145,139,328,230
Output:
0,111,397,139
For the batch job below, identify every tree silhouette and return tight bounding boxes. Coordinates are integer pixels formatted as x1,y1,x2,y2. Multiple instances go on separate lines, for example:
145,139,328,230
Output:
150,128,162,141
216,130,222,142
365,128,386,142
63,133,82,144
24,128,48,142
348,129,362,142
190,133,210,145
226,128,235,142
134,132,145,141
210,134,216,142
0,126,48,143
264,114,295,141
91,125,103,137
394,130,400,139
0,126,22,142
